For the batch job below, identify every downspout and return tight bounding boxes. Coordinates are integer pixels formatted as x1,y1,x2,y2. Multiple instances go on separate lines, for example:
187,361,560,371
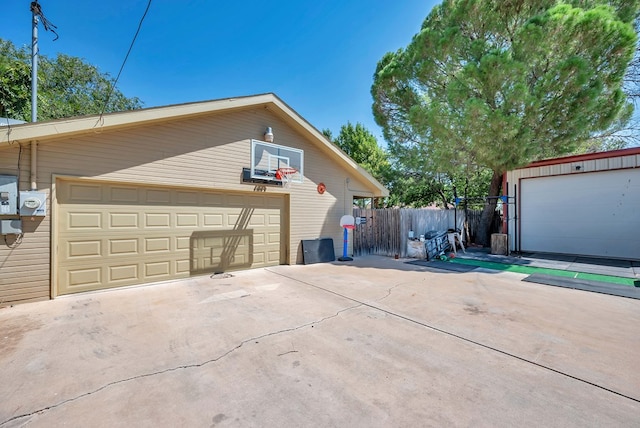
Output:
30,141,38,190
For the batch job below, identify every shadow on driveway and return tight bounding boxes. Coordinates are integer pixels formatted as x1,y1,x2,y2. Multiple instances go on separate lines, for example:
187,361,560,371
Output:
1,256,639,427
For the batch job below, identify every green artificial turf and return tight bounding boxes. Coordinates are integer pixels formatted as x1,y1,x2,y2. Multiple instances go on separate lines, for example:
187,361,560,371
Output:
447,258,638,287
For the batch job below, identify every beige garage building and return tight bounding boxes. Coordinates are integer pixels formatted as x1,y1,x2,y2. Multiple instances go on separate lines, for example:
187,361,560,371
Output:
0,94,387,306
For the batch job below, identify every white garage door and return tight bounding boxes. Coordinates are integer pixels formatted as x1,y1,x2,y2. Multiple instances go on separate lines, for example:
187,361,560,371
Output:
55,179,286,296
520,169,640,260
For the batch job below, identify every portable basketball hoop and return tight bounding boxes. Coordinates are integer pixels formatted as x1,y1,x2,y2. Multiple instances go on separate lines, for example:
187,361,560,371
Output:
275,167,298,188
338,215,356,261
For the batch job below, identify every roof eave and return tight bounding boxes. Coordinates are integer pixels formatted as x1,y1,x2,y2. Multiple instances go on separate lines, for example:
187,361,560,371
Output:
0,94,277,146
267,96,389,197
0,93,389,197
521,147,640,169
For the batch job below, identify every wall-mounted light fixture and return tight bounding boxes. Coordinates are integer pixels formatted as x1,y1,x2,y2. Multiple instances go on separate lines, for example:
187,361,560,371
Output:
264,127,274,143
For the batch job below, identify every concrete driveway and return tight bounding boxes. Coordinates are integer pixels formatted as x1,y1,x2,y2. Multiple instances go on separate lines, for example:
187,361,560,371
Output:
1,256,639,427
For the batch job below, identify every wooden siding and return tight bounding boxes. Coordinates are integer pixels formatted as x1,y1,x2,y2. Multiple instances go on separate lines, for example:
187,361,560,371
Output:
0,144,51,305
0,107,373,306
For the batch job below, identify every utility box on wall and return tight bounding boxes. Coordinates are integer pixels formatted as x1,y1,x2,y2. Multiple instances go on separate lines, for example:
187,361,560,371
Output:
19,191,47,216
0,175,19,215
0,219,22,235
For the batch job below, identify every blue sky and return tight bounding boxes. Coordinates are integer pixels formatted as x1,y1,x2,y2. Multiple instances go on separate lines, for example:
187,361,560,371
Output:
3,0,439,142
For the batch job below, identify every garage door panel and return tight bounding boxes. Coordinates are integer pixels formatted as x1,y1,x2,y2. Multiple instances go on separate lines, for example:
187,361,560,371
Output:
176,213,198,227
110,186,139,202
60,256,192,291
269,214,281,225
144,189,171,204
108,264,138,282
176,259,190,274
176,236,191,250
521,169,640,259
145,213,171,228
67,183,103,202
202,194,224,205
110,212,139,228
191,234,252,273
254,233,265,245
67,240,102,258
56,180,285,295
250,214,266,226
268,250,281,263
109,238,138,255
177,191,198,205
203,214,223,226
248,196,266,207
145,261,171,277
59,234,188,261
268,231,281,244
67,267,102,288
144,237,171,252
228,195,247,205
67,212,102,229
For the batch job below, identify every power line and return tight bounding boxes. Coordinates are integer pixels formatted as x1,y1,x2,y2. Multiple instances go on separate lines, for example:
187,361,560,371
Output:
96,0,152,125
30,1,59,41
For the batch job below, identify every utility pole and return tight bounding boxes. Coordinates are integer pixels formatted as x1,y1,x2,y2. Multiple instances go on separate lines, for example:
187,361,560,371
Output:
30,2,39,122
29,1,58,123
29,1,57,191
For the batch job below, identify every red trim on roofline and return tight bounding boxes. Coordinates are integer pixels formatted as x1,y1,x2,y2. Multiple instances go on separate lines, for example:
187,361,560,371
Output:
522,147,640,169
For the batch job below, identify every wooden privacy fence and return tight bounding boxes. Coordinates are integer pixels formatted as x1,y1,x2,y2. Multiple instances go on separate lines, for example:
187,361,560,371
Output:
352,208,466,257
464,210,503,244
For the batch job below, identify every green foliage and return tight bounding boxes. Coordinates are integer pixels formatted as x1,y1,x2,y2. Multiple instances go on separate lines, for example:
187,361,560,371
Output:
385,173,450,208
372,0,638,242
0,40,32,120
0,38,142,121
385,158,494,209
374,1,637,175
329,122,393,186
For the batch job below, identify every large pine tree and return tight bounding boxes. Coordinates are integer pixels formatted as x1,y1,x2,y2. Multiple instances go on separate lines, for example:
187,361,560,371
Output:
372,1,638,244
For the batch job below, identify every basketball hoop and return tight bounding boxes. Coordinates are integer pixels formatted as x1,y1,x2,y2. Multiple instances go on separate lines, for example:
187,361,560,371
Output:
338,214,356,261
275,167,297,188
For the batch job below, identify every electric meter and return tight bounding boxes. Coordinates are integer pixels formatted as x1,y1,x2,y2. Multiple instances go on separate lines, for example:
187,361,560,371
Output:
19,192,47,216
23,198,42,209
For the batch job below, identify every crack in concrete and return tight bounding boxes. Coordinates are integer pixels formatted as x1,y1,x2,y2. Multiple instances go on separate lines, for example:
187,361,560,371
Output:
0,303,361,427
376,282,407,302
268,268,640,405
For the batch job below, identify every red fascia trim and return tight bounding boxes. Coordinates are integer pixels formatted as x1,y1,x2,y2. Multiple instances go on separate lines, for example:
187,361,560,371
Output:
524,147,640,168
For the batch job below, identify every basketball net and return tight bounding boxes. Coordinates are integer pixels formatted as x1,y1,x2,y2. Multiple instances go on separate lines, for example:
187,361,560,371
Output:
275,167,297,189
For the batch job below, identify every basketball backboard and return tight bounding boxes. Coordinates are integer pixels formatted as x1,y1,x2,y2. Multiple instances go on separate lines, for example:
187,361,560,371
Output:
250,140,304,183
